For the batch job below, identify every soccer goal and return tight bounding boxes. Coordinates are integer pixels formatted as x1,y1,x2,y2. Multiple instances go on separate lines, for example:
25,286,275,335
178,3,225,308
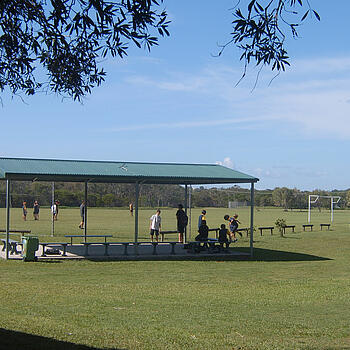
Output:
308,195,341,223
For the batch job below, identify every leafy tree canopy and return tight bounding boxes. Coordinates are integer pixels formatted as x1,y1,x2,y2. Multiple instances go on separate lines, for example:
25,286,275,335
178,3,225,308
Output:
0,0,169,100
0,0,318,100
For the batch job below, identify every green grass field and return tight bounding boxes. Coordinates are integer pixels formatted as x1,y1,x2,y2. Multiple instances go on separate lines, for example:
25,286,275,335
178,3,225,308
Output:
0,207,350,349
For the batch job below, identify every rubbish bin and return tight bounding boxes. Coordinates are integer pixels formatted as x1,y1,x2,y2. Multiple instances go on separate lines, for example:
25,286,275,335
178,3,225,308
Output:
22,236,39,262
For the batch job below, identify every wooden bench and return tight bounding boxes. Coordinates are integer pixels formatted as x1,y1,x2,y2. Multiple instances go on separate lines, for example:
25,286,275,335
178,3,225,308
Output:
302,224,314,231
65,234,113,245
258,226,274,235
282,225,295,234
40,243,69,257
0,229,31,234
1,239,23,255
237,228,250,237
320,223,331,230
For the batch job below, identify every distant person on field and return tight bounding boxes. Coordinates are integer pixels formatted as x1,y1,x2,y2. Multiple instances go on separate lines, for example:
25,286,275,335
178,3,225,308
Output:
22,201,27,221
224,214,241,242
129,203,134,216
198,209,207,229
54,200,60,220
51,201,57,221
149,209,161,242
176,204,188,243
218,223,230,249
79,200,85,229
33,200,40,220
195,219,209,242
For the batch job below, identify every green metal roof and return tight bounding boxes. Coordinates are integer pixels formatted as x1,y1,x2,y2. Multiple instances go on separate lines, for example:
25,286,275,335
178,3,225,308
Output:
0,157,258,185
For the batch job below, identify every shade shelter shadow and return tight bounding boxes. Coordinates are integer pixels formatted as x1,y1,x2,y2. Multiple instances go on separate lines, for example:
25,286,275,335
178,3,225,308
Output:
237,247,332,262
0,328,124,350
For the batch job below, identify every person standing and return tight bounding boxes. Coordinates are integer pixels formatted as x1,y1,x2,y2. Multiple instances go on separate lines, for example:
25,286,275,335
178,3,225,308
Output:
149,209,161,242
79,200,85,229
198,209,207,229
129,203,134,216
33,200,40,220
22,201,27,221
51,201,57,221
224,214,241,242
176,204,188,243
54,200,60,220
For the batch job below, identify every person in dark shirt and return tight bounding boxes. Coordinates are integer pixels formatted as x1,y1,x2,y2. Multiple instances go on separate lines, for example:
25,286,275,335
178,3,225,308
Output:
218,223,230,249
33,200,40,220
195,220,209,241
176,204,187,243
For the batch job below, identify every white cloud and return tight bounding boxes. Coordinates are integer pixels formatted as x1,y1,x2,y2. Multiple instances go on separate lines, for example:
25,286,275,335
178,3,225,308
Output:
105,116,269,132
216,157,234,169
115,56,350,139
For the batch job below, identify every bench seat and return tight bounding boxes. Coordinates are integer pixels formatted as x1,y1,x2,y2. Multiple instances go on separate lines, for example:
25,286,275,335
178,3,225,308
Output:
258,226,274,235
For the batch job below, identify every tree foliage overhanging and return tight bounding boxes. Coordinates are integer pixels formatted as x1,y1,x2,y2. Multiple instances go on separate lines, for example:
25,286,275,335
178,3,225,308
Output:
0,0,319,100
0,0,169,100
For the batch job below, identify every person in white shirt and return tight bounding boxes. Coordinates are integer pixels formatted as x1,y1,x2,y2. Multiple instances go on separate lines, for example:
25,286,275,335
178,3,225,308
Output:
149,209,161,242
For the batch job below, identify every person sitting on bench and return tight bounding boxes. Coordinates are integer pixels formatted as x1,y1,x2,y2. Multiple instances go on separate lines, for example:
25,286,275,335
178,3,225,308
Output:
218,223,230,248
195,220,209,242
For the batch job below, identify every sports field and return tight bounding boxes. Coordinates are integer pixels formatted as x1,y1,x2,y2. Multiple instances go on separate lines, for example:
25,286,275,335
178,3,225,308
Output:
0,207,349,349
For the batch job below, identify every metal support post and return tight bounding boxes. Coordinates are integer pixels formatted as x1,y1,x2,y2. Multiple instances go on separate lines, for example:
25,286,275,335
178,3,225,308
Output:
51,182,55,236
184,184,188,243
250,182,255,258
134,182,139,255
84,181,88,242
5,179,11,260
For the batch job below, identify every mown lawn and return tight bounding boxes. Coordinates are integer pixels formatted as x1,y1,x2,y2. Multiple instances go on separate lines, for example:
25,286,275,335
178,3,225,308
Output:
0,207,349,349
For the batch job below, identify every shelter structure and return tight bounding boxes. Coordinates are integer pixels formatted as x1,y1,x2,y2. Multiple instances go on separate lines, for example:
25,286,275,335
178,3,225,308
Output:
0,157,259,259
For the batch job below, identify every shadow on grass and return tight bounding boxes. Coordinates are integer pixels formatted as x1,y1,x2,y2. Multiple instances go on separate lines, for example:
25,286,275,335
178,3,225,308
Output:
84,247,331,263
238,247,332,262
0,328,125,350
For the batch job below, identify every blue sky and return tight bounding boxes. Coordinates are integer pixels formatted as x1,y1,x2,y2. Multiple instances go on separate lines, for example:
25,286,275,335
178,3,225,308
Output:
1,1,350,191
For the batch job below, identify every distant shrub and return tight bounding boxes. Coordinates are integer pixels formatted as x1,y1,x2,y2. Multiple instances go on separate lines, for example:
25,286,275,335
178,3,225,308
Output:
275,218,286,237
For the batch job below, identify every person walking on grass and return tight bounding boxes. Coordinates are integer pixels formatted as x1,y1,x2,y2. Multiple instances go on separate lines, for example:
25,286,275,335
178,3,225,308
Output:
176,204,188,243
150,209,161,242
33,200,40,220
224,214,241,242
22,201,27,221
79,200,85,229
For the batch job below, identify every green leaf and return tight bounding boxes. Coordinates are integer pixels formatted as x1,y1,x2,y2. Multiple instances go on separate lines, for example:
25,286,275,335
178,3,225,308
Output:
313,10,321,21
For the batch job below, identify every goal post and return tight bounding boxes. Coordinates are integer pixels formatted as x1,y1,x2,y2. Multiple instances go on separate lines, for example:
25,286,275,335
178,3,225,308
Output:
308,195,341,223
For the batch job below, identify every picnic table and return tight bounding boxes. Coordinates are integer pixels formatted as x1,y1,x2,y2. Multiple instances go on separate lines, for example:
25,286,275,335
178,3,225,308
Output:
320,223,331,230
302,224,314,231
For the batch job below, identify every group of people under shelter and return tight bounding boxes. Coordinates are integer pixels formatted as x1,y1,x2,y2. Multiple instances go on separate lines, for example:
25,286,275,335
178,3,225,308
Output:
149,205,242,244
